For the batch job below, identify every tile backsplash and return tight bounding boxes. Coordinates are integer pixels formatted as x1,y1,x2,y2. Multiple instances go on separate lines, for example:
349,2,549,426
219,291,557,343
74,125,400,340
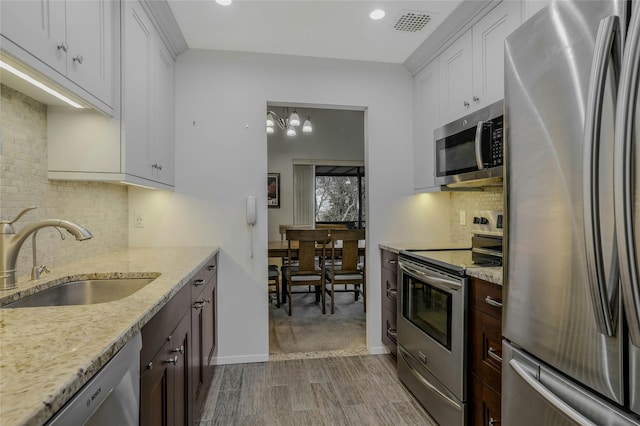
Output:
450,188,504,244
0,84,128,280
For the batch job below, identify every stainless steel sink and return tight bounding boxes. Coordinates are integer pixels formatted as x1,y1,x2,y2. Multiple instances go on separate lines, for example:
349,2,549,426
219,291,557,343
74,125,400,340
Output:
2,278,155,308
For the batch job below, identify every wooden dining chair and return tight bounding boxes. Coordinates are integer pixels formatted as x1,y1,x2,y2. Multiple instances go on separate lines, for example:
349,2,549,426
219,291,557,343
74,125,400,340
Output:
268,264,280,308
285,229,329,316
324,229,366,314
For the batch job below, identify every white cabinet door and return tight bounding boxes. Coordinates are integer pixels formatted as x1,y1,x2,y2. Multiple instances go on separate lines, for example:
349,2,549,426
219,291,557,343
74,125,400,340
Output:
439,30,473,125
0,0,67,75
413,59,441,192
65,0,114,107
150,37,175,186
472,0,522,109
123,1,153,181
523,0,551,22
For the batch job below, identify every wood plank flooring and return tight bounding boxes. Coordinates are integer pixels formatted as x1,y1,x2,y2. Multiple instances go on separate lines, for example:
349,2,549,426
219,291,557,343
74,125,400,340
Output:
197,354,438,426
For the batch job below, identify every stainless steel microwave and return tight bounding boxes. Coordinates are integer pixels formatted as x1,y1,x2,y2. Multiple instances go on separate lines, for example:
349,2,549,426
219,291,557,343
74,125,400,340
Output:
434,100,504,187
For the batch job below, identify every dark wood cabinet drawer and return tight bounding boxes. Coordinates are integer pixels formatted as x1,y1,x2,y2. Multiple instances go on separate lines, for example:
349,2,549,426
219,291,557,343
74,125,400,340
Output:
470,278,503,320
381,249,398,274
470,375,502,426
470,307,502,393
381,267,398,311
381,305,397,357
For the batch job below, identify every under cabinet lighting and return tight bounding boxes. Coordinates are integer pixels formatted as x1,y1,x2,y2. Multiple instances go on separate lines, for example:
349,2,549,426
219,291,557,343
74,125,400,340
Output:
215,0,232,5
119,181,156,190
0,60,84,109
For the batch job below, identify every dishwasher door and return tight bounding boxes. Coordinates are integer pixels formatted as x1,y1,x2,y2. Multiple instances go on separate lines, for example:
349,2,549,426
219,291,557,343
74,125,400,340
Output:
47,332,142,425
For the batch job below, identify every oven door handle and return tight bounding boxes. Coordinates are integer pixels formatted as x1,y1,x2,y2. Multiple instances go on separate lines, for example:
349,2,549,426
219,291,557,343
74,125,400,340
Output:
398,347,463,412
398,261,462,291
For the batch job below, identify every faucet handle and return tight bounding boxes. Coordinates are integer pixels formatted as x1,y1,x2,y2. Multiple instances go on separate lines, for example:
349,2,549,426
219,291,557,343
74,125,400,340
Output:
1,206,37,224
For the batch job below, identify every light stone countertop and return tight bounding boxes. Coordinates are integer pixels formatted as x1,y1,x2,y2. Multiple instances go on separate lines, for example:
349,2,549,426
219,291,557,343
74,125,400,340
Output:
378,242,502,285
0,246,219,426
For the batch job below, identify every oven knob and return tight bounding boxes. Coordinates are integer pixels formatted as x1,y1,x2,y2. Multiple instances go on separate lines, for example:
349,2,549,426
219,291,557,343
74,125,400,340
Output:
480,217,489,224
473,217,481,224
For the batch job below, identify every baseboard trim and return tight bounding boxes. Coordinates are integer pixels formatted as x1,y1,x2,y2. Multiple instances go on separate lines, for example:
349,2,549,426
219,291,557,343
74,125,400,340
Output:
368,345,391,355
214,353,269,365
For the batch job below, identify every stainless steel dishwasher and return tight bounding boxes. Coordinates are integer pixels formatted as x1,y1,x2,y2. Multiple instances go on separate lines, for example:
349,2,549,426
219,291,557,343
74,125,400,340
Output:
46,332,142,425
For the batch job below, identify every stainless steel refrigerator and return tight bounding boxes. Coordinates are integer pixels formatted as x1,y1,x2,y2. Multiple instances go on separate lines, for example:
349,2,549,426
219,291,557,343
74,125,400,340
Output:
504,0,640,424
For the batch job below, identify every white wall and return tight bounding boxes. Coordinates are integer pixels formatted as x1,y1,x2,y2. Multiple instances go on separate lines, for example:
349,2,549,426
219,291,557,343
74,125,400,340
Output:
267,107,365,241
129,49,451,364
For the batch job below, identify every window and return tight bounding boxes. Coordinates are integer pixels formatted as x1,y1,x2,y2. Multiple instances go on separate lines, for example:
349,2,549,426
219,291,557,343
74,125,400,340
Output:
315,166,365,229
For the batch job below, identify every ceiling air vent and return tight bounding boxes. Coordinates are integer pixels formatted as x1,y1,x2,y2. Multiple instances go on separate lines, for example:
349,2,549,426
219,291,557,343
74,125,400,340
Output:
393,11,432,32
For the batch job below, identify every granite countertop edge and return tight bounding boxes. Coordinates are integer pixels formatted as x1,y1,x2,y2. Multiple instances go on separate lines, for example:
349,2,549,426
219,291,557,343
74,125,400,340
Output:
0,246,219,426
378,242,502,286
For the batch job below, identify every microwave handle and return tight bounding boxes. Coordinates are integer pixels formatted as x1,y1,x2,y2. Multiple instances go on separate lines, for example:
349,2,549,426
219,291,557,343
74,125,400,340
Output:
475,121,485,170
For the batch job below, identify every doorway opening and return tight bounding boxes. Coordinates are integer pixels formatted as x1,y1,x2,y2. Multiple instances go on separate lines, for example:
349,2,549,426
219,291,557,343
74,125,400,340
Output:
266,104,367,360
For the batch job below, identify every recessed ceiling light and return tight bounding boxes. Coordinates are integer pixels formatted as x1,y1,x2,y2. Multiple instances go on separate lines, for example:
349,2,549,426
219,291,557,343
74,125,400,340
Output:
215,0,232,5
370,9,386,20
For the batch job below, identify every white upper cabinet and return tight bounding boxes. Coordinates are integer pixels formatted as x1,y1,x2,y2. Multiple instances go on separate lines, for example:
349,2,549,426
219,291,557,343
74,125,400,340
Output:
522,0,551,22
439,30,473,125
1,0,114,113
471,0,522,108
122,0,175,187
47,0,175,190
413,59,442,192
439,0,521,124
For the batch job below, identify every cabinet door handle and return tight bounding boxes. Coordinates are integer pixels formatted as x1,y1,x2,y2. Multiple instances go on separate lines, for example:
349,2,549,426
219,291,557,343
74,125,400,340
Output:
193,301,205,310
385,259,397,265
386,320,398,340
146,361,153,371
386,287,397,299
464,101,470,108
487,346,503,363
484,296,503,308
165,356,178,365
171,345,184,354
207,265,216,271
72,54,84,64
489,417,500,426
193,279,205,287
473,95,480,102
57,42,69,52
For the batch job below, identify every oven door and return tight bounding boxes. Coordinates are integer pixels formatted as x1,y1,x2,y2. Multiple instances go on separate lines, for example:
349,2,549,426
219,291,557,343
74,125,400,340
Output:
397,257,467,401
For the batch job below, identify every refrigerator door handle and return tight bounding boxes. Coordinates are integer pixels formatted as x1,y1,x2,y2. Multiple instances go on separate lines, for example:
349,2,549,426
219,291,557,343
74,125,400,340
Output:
614,3,640,347
509,359,598,426
583,15,622,337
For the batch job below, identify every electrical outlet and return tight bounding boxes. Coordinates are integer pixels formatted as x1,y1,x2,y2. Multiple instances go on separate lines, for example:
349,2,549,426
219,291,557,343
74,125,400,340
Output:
134,212,144,228
459,211,467,226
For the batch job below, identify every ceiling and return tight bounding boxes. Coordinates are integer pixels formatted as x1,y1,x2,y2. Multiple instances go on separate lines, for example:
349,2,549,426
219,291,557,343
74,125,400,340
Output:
167,1,462,64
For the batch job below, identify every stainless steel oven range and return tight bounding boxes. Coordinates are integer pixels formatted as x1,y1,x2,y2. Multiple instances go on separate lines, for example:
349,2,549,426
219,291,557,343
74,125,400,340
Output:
397,249,472,426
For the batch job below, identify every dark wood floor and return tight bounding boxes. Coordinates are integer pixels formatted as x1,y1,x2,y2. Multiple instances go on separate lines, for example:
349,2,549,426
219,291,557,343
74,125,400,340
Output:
196,354,437,426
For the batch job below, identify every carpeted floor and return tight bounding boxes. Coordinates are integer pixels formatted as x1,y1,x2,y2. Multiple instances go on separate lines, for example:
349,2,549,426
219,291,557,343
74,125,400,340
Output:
269,288,367,360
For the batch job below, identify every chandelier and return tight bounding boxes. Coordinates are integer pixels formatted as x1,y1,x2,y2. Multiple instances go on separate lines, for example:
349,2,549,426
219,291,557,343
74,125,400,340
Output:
266,108,312,136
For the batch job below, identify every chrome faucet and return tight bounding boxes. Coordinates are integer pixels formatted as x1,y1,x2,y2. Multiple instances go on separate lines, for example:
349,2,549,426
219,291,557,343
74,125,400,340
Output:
0,207,93,290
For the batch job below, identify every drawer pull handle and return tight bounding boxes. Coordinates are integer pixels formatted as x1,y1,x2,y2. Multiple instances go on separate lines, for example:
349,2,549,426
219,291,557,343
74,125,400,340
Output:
387,288,397,298
193,279,205,287
207,265,216,271
484,296,503,308
386,259,397,265
487,346,502,363
489,417,500,426
387,328,397,338
193,301,205,310
57,42,69,52
147,361,153,371
166,356,178,365
171,345,184,354
72,54,84,64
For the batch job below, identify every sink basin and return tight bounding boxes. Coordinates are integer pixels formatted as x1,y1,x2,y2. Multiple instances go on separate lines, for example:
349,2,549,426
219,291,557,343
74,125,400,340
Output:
2,278,155,308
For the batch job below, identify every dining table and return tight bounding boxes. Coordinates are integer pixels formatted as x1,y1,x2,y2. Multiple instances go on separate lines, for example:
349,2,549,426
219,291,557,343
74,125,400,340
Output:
268,240,366,303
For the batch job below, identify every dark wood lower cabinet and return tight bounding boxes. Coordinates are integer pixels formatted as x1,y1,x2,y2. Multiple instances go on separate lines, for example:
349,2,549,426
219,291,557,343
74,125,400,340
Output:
140,253,218,426
469,277,503,426
140,311,190,426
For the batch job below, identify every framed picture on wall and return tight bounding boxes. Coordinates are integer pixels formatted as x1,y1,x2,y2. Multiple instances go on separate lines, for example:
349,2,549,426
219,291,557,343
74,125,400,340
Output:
267,173,280,208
